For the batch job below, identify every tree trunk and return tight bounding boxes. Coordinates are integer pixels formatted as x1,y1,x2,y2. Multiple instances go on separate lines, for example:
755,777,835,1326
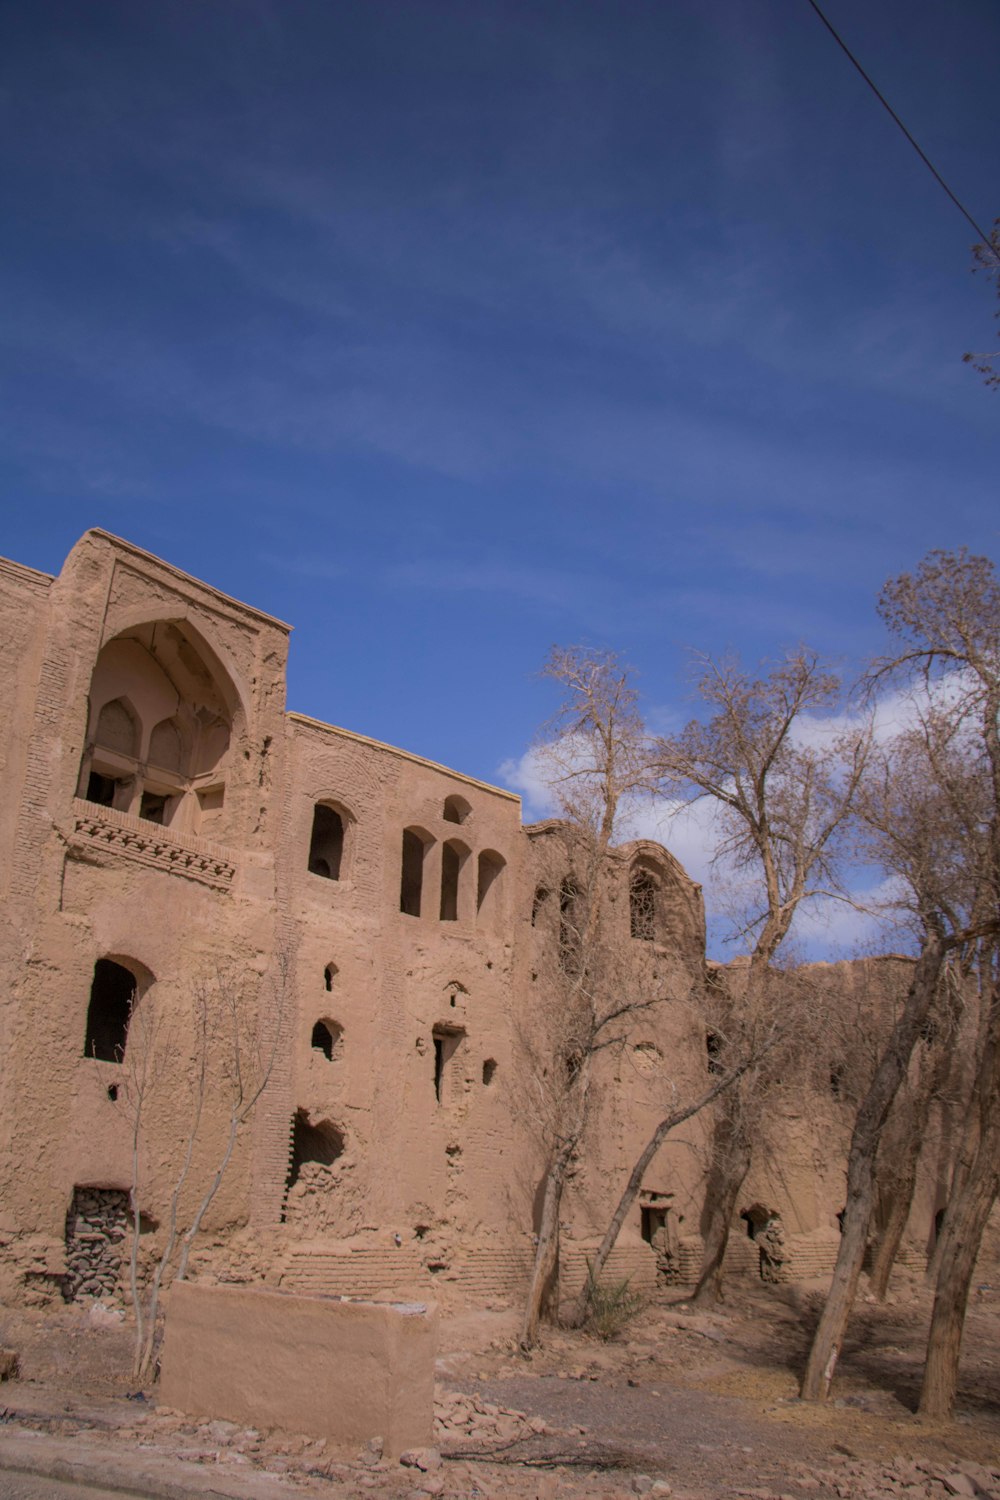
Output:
868,1160,917,1303
920,978,1000,1419
691,1095,752,1306
566,1058,755,1327
869,1028,948,1300
800,932,945,1401
520,1145,572,1349
919,1131,1000,1418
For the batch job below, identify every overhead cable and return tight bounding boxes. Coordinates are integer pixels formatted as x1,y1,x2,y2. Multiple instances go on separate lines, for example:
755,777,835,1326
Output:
805,0,996,255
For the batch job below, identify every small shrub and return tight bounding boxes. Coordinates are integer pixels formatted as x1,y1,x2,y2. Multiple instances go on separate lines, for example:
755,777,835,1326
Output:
579,1267,644,1341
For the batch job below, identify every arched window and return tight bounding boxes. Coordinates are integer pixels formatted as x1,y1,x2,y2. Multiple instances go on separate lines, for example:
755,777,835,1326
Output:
440,839,469,921
531,886,550,927
323,963,337,992
83,959,138,1063
443,795,471,825
630,868,658,941
79,621,238,833
309,804,344,880
311,1019,342,1061
400,828,432,916
477,850,505,919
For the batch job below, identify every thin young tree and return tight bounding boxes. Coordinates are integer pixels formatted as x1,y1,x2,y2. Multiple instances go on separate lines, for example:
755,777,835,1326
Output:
108,961,286,1382
519,646,656,1348
802,549,1000,1406
653,648,871,1303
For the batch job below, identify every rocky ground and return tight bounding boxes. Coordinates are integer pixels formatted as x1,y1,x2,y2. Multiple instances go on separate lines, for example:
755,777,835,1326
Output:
0,1272,998,1499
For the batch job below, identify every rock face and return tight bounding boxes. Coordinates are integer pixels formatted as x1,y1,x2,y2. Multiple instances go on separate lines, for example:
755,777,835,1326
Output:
0,531,954,1311
63,1188,129,1303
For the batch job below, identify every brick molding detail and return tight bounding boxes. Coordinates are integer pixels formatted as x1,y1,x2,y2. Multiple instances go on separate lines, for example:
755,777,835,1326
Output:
69,798,236,891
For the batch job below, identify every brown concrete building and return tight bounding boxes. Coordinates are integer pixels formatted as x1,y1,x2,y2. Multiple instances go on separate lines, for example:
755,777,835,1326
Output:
0,531,944,1309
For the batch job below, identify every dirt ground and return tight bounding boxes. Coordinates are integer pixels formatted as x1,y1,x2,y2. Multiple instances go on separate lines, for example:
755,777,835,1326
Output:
0,1272,998,1499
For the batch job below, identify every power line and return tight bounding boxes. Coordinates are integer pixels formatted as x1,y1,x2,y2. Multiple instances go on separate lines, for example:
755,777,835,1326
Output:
805,0,996,254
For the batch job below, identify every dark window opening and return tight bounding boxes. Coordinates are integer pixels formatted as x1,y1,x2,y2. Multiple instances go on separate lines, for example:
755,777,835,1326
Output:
706,1031,723,1075
432,1027,463,1104
286,1111,344,1193
139,790,168,825
482,1058,497,1086
107,1084,118,1102
324,964,336,992
400,828,428,916
443,795,470,825
531,886,549,927
440,840,465,921
740,1202,773,1241
641,1205,668,1244
311,1020,341,1060
309,804,344,880
830,1066,842,1099
630,869,658,941
86,772,119,808
84,959,136,1063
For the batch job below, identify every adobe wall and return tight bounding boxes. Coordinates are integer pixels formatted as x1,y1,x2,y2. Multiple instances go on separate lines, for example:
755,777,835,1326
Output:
0,531,292,1297
158,1282,436,1458
0,529,963,1310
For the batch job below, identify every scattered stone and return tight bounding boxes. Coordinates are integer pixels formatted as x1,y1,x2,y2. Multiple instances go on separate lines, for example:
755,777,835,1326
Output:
400,1447,442,1471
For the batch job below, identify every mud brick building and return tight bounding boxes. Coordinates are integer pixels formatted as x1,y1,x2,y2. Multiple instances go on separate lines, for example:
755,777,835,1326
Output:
0,531,947,1307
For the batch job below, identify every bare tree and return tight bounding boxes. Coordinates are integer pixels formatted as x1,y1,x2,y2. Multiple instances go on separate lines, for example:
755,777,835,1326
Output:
963,217,1000,389
653,649,871,1303
802,549,1000,1407
519,647,656,1348
107,961,286,1382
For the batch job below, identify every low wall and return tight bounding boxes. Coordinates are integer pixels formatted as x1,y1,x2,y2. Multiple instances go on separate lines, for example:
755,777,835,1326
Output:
158,1282,437,1459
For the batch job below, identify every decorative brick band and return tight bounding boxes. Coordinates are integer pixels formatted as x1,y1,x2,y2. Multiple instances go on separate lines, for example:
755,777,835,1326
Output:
69,799,236,891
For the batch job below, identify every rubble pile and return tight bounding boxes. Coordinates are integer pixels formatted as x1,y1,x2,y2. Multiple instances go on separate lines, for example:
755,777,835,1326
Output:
784,1454,1000,1500
433,1387,550,1449
63,1189,129,1303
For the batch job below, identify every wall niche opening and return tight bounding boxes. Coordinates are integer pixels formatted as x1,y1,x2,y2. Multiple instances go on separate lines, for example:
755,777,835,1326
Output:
311,1019,342,1061
443,795,471,825
287,1111,344,1192
309,804,344,880
84,959,139,1063
400,828,431,916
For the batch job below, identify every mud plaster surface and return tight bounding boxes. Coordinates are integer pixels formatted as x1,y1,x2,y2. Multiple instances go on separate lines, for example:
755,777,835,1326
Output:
1,1277,999,1499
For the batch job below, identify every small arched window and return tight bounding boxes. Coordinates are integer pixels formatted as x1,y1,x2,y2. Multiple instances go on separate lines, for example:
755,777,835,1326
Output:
443,795,471,825
83,958,139,1063
309,804,344,880
630,868,658,941
440,839,470,921
400,828,432,916
323,963,337,993
531,886,550,927
311,1019,343,1061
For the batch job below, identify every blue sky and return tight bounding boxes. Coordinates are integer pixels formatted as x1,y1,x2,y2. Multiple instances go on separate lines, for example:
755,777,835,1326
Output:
2,1,998,861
